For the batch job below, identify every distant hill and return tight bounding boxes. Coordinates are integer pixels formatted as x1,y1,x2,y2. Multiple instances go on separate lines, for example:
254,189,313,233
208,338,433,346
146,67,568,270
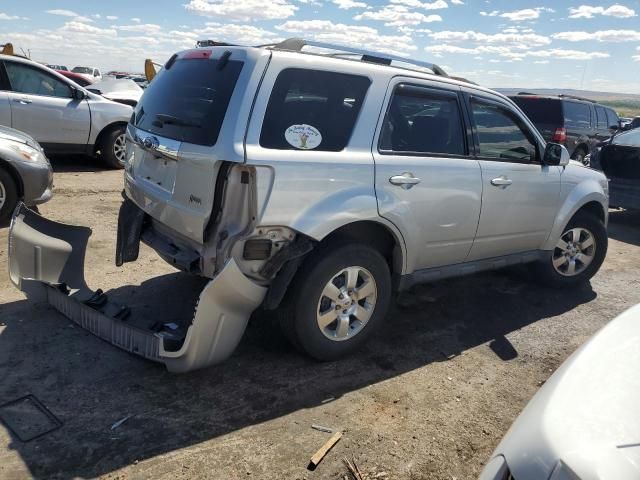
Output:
496,88,640,116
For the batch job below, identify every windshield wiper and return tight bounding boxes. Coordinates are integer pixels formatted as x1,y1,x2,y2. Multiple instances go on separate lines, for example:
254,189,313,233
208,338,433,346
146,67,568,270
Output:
153,114,201,128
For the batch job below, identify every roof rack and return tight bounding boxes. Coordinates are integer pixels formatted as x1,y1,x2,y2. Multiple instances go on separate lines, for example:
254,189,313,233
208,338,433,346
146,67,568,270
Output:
268,38,449,78
557,93,596,103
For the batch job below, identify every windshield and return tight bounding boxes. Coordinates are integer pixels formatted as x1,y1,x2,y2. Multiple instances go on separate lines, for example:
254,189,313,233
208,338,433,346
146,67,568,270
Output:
132,56,243,146
72,67,93,74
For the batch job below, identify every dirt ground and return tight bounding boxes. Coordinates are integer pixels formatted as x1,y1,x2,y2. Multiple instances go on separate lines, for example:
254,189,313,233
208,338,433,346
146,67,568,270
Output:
1,158,639,480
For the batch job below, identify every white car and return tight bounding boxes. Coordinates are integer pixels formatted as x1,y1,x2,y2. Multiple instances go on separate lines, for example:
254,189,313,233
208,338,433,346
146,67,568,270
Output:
0,55,132,167
71,66,102,82
480,304,640,480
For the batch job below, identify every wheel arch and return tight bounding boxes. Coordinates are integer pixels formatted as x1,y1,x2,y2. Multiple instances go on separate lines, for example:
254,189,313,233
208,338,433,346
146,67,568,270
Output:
92,121,127,155
542,183,608,251
319,219,406,279
263,219,407,311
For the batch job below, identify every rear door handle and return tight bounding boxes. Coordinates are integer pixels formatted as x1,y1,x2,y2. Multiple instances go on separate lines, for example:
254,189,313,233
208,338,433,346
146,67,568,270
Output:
491,176,513,188
13,98,32,105
389,172,421,190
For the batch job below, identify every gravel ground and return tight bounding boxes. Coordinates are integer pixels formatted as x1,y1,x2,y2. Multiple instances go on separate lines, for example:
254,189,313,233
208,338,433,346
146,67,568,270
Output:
1,159,639,480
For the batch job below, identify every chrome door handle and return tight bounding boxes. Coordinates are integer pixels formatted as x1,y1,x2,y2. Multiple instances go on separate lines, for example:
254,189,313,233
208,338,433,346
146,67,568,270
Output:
389,172,421,190
491,176,513,187
13,98,32,105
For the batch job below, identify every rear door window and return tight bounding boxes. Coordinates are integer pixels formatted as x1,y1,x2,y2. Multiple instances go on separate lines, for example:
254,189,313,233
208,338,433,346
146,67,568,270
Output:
471,99,537,163
595,106,608,129
379,84,466,156
563,101,591,129
260,68,371,152
132,56,244,146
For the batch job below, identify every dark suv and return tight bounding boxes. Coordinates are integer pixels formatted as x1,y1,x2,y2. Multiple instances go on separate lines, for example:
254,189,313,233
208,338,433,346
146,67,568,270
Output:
510,93,620,164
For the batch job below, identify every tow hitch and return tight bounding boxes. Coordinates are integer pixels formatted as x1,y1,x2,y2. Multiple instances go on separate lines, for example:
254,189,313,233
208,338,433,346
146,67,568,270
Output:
8,204,267,373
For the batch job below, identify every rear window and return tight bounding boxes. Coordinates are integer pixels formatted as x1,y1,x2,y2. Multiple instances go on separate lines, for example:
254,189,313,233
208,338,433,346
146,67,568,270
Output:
132,56,243,146
511,97,562,126
260,68,371,152
563,101,591,129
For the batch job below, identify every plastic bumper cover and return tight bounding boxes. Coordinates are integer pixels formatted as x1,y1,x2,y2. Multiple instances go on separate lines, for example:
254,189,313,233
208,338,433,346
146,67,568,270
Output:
8,204,267,373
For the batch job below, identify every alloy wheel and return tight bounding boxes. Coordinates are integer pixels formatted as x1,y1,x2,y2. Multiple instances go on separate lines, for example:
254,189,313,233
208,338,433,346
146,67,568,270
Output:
113,133,126,163
316,266,377,341
552,227,596,276
0,179,6,210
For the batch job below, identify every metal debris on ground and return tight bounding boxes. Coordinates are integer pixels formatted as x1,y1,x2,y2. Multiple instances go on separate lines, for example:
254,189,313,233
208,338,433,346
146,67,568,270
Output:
110,414,133,430
311,424,333,433
308,431,343,470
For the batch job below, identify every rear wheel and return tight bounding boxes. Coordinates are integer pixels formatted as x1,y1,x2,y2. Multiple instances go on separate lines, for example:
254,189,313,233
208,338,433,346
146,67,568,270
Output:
533,212,607,287
279,243,391,361
0,167,18,224
98,126,126,169
572,147,587,166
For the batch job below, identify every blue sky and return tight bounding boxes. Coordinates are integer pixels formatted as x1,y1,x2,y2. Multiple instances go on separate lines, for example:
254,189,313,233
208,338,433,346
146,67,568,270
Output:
2,0,640,92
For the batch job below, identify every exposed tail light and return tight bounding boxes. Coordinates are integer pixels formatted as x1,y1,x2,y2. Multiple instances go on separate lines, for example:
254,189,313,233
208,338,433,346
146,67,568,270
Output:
552,127,566,143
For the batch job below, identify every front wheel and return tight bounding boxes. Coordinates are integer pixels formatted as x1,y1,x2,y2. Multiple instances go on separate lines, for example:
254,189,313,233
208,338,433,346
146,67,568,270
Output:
98,126,126,169
533,212,607,287
279,243,391,361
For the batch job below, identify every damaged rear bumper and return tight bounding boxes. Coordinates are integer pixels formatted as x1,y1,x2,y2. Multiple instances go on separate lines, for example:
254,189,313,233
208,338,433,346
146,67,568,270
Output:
8,204,266,373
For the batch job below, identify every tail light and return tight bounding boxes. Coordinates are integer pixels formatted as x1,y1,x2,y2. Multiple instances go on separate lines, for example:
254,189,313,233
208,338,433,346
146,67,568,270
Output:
552,127,566,143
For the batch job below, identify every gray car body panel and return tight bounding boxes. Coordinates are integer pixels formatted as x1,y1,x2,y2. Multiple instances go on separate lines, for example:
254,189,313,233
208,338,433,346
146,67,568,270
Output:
8,205,266,373
0,125,52,205
480,303,640,480
0,54,132,151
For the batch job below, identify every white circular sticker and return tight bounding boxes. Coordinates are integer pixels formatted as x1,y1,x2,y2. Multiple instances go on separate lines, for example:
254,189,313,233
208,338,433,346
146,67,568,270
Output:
284,124,322,150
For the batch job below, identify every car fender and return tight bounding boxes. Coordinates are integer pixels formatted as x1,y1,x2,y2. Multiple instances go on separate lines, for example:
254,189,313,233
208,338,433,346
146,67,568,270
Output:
260,183,408,274
542,177,608,251
85,94,133,145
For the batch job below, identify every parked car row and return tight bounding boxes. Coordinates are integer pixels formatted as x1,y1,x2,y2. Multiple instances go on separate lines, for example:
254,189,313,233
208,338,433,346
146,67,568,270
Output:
0,53,132,168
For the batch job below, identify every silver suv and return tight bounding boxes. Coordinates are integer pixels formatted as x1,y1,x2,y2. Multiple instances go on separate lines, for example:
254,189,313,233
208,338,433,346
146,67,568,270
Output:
0,54,132,168
9,39,609,372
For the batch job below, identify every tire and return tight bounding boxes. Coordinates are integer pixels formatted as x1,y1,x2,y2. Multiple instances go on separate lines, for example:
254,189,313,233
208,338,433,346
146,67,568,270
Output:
533,212,607,287
98,126,126,169
0,167,18,225
571,147,587,166
278,243,391,361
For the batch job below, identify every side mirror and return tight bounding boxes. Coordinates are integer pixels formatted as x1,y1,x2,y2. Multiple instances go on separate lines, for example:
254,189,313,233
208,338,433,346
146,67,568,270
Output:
609,125,619,131
543,143,570,167
71,87,86,100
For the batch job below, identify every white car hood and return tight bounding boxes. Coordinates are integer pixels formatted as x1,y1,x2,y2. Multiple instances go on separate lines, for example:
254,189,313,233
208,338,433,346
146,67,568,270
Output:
494,304,640,479
87,79,142,104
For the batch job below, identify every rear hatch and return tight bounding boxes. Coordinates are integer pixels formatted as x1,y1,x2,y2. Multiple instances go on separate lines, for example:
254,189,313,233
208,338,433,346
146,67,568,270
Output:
124,47,268,243
510,96,563,142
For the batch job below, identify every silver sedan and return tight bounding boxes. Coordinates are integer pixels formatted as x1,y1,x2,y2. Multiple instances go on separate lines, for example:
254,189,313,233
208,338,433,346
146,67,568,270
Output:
0,125,52,223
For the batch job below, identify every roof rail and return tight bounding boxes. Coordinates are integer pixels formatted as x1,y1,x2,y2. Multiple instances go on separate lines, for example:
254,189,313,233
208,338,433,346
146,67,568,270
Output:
517,91,538,95
557,93,596,103
269,38,449,78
